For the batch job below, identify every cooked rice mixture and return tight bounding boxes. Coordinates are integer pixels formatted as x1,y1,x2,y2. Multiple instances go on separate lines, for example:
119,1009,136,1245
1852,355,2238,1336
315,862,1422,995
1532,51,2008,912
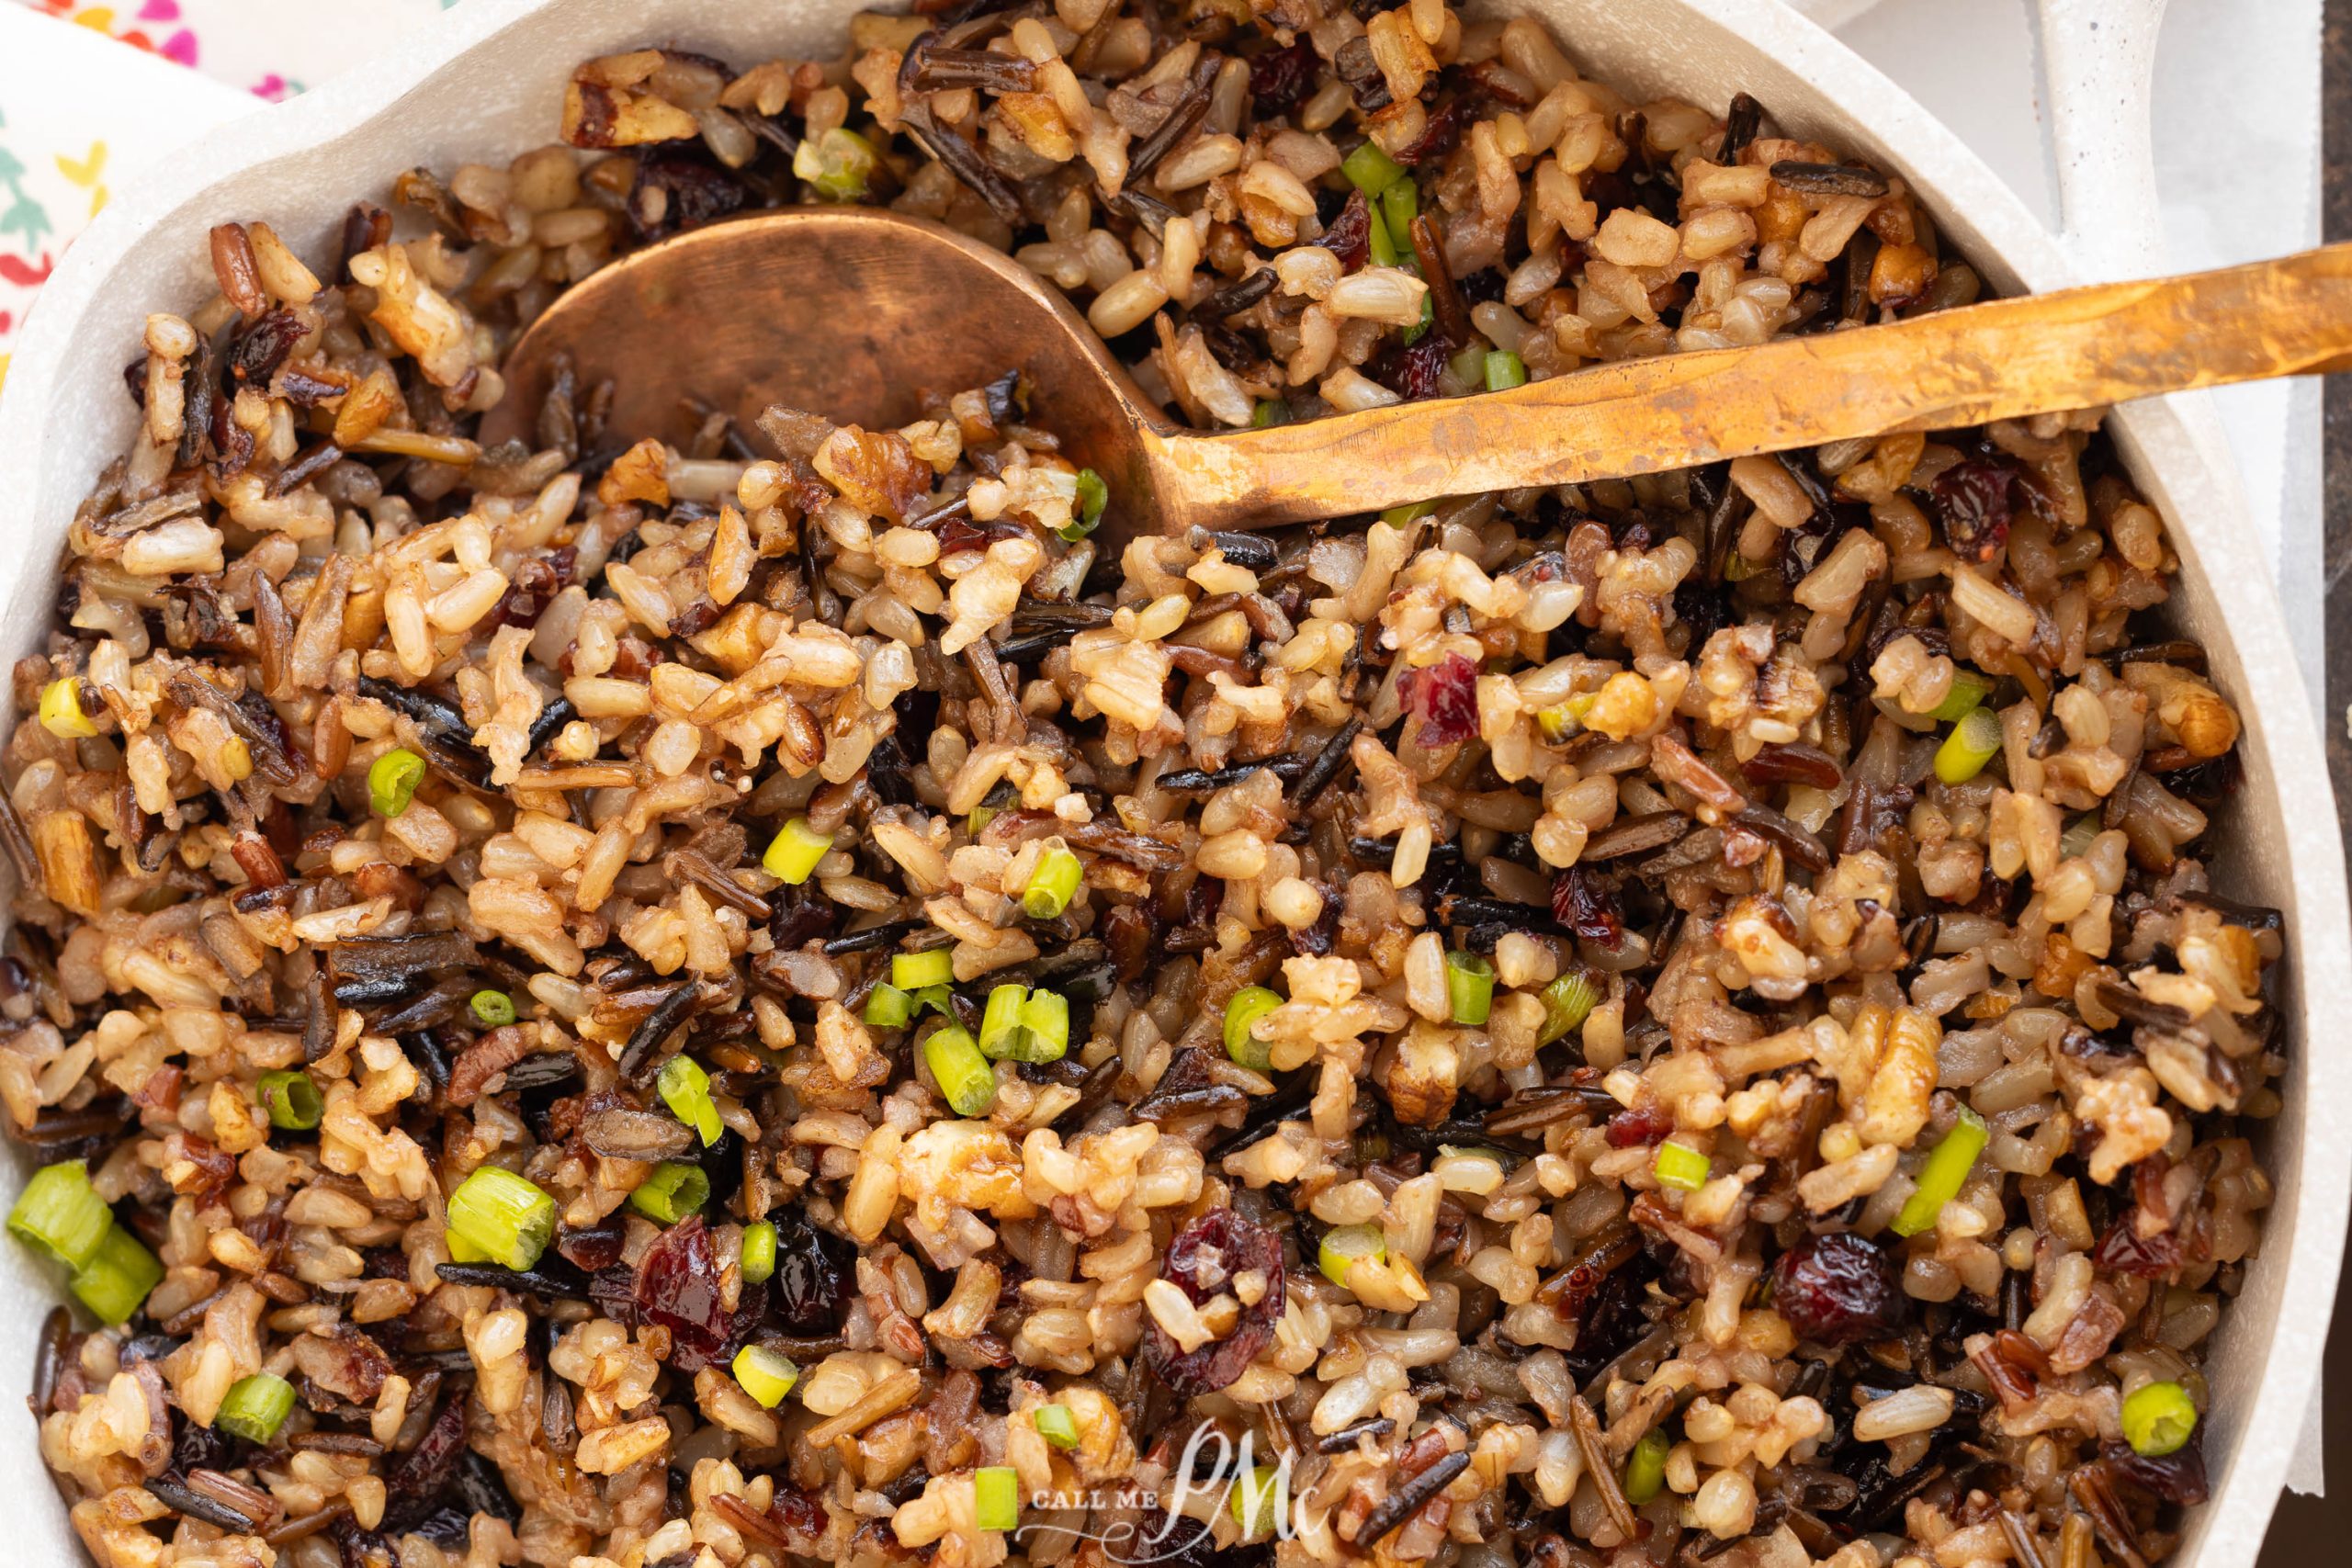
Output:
3,8,2283,1568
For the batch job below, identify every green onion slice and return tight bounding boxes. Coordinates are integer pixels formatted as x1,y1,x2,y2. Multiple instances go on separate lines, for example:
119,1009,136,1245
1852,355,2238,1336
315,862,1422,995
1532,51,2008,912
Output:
1231,1464,1286,1536
1224,986,1282,1072
975,1466,1020,1531
1652,1141,1711,1192
1034,1403,1080,1449
469,988,517,1027
1014,989,1069,1064
1934,705,2004,784
1484,350,1528,391
1928,669,1994,723
762,817,833,885
9,1159,115,1270
1251,399,1290,429
1445,950,1496,1026
657,1054,725,1146
629,1161,710,1225
1317,1223,1386,1289
1380,179,1419,245
1623,1427,1670,1504
257,1069,322,1132
1891,1106,1990,1237
445,1166,557,1270
863,982,916,1029
978,983,1029,1060
1022,845,1083,919
2120,1380,2199,1458
893,949,955,991
69,1224,162,1325
733,1344,800,1408
1341,141,1404,197
1367,206,1403,268
217,1371,298,1444
1060,469,1108,542
793,127,878,201
367,748,425,818
1537,970,1600,1045
923,1024,997,1117
741,1220,777,1284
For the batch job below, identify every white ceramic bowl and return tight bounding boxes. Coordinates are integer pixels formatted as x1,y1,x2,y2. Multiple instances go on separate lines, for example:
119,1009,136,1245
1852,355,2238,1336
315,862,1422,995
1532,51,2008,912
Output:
0,2,2343,1562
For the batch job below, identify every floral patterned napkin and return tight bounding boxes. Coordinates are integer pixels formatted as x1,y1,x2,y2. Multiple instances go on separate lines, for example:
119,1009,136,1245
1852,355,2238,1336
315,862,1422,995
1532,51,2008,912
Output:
0,0,454,387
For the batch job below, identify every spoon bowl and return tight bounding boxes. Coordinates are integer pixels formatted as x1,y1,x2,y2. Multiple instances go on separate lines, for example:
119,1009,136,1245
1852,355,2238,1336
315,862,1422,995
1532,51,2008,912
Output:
483,207,2352,549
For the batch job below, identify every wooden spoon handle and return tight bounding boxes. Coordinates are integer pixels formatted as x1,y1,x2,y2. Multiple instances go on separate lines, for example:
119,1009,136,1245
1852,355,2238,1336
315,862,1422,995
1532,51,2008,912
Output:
1143,243,2352,534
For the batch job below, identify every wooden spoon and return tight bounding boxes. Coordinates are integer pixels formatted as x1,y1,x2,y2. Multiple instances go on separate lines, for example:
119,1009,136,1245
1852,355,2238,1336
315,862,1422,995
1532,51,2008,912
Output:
481,209,2352,547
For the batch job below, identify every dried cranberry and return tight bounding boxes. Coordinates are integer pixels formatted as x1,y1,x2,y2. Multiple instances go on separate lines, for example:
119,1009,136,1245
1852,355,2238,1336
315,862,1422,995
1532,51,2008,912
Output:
229,308,309,388
1604,1103,1672,1148
1142,1209,1286,1396
1406,652,1479,747
1369,332,1451,400
633,1213,765,1372
1320,188,1374,272
1550,867,1624,947
555,1215,627,1272
627,153,748,241
766,1205,853,1336
1771,1231,1904,1347
2102,1438,2210,1506
2090,1213,2182,1279
1929,459,2014,563
381,1390,469,1533
1249,39,1318,117
1395,97,1464,164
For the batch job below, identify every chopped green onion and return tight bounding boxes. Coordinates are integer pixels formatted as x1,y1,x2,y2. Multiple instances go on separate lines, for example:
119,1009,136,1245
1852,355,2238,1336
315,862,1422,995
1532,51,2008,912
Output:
1723,550,1761,581
1251,399,1291,429
1023,845,1083,919
1484,350,1528,391
1934,705,2004,785
1445,950,1496,1026
1341,141,1405,197
2059,813,2101,862
1224,986,1283,1072
1928,670,1994,723
1060,468,1108,543
69,1224,162,1325
1034,1404,1080,1449
1623,1427,1670,1504
257,1070,322,1132
1891,1106,1989,1237
39,677,96,739
913,984,956,1017
657,1055,725,1146
1653,1141,1711,1192
1537,970,1600,1045
732,1344,800,1407
446,1167,557,1269
469,988,517,1027
1380,179,1419,246
741,1221,777,1284
793,127,878,201
863,983,916,1029
924,1024,998,1117
762,817,833,885
2120,1380,2198,1458
9,1159,114,1270
978,984,1029,1060
893,949,956,991
1401,290,1435,345
216,1372,297,1444
368,748,425,818
1014,989,1069,1064
1232,1464,1285,1537
629,1161,710,1224
1367,206,1402,267
1317,1222,1386,1289
1378,500,1436,529
975,1466,1020,1531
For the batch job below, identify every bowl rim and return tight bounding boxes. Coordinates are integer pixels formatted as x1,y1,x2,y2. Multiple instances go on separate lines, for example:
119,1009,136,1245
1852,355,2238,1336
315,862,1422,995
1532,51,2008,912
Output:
0,3,2341,1563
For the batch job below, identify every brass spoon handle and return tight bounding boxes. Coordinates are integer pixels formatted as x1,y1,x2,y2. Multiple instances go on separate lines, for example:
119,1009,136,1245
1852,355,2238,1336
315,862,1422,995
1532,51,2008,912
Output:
1143,243,2352,534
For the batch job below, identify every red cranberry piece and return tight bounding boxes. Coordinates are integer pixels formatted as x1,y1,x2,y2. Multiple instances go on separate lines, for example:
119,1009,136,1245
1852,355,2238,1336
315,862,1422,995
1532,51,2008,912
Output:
1771,1231,1904,1347
2090,1213,2182,1279
1928,459,2014,563
1407,652,1479,748
1142,1209,1285,1397
1319,189,1373,273
1604,1103,1673,1148
1249,39,1318,117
